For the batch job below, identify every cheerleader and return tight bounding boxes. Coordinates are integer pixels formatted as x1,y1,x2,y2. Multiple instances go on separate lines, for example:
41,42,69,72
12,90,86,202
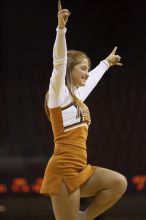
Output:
40,1,127,219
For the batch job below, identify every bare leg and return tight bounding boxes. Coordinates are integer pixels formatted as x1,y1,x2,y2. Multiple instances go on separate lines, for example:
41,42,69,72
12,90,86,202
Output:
80,167,127,220
51,180,80,220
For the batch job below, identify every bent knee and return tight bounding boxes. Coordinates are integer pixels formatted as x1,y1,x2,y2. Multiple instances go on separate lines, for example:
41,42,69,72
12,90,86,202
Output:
112,174,127,196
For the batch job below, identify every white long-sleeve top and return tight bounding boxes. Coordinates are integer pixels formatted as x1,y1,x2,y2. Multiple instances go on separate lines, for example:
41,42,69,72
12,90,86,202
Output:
47,27,109,129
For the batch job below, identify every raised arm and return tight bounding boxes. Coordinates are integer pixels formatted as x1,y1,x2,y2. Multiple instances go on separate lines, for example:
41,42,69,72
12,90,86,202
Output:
48,1,70,108
78,47,122,101
53,1,70,60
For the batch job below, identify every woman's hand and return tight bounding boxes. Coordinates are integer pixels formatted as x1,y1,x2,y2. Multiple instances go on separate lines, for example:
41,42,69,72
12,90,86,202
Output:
58,0,71,29
105,47,122,67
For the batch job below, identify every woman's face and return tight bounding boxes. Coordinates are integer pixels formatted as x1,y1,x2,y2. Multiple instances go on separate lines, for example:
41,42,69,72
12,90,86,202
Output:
71,58,89,87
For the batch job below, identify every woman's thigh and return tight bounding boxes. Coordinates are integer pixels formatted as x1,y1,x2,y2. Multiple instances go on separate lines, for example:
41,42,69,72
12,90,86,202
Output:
51,180,80,220
80,166,127,197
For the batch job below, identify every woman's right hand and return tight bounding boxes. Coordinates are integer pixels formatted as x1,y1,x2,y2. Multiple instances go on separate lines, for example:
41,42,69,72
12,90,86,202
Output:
58,0,71,29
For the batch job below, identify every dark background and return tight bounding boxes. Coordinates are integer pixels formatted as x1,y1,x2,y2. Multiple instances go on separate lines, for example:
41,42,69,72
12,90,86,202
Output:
0,0,146,219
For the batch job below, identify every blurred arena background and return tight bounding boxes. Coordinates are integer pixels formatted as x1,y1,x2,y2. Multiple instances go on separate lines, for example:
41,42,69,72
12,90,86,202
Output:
0,0,146,219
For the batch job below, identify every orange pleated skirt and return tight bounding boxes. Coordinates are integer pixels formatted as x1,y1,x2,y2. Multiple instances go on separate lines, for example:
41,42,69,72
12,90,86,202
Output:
40,107,96,195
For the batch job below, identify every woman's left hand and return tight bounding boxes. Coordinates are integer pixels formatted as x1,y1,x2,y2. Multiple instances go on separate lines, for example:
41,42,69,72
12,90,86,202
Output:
105,46,122,67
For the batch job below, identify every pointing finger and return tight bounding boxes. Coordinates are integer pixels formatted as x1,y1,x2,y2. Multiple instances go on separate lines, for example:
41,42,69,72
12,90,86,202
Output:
112,46,118,54
58,0,62,12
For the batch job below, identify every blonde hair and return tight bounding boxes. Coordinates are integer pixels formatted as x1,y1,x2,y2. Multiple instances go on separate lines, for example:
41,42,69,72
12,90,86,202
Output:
45,50,91,120
44,92,50,120
66,50,91,98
